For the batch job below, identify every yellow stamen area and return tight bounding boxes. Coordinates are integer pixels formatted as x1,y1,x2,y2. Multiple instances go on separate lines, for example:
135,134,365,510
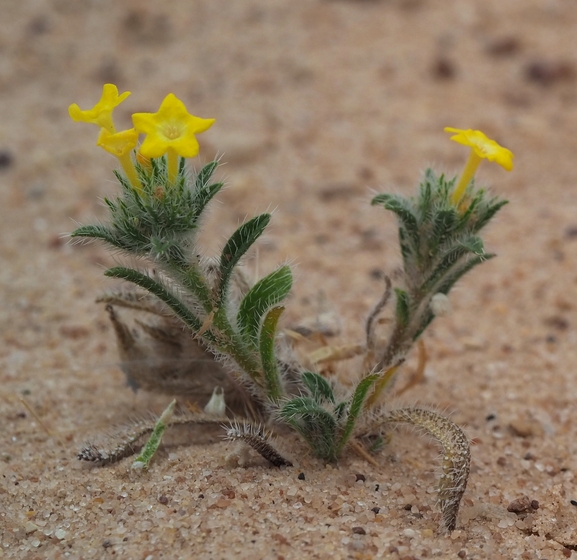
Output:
68,84,131,134
97,128,142,193
444,127,514,206
132,93,215,184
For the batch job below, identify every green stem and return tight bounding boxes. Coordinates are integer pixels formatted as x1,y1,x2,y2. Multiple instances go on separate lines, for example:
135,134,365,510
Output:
167,262,263,382
213,307,263,384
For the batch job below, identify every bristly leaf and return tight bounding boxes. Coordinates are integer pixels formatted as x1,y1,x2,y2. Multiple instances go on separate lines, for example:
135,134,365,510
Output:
195,161,218,190
471,198,508,233
191,162,222,220
337,374,379,452
301,371,335,404
434,253,494,296
430,209,458,251
372,194,420,256
237,265,293,346
104,266,205,337
279,397,338,461
217,214,271,305
192,182,223,222
421,235,485,293
259,306,285,402
71,224,125,250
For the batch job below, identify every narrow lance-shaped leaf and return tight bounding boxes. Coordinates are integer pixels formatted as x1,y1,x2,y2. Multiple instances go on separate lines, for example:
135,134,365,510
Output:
470,199,508,233
237,265,292,346
217,214,271,305
132,399,176,471
430,209,458,252
71,224,125,250
192,182,223,221
433,253,495,296
104,266,206,337
372,194,420,256
279,397,338,461
301,371,335,404
259,306,285,402
337,374,380,452
421,236,485,294
192,161,223,220
195,161,218,189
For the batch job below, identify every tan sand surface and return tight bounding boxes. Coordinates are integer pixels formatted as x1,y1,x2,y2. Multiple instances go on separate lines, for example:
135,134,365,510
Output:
2,1,577,558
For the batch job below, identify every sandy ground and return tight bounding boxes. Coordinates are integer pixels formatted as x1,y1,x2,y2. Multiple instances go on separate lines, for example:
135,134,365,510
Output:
2,0,577,558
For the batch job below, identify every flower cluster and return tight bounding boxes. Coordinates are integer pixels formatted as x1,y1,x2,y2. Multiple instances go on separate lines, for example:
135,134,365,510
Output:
69,84,215,191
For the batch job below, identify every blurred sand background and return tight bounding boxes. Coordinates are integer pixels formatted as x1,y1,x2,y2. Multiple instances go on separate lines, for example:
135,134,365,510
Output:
2,0,577,558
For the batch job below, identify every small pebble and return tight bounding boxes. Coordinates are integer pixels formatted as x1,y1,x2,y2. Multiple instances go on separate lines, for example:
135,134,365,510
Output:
298,472,305,481
507,495,532,514
0,150,13,170
352,526,366,535
403,528,416,539
355,473,366,482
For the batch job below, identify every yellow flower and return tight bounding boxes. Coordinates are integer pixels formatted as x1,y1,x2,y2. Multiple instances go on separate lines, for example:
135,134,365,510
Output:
445,127,514,206
97,128,142,193
69,84,131,134
97,128,139,157
445,128,514,171
132,93,214,183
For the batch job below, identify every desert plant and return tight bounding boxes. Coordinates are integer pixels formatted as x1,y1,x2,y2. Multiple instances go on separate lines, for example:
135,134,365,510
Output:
69,85,513,532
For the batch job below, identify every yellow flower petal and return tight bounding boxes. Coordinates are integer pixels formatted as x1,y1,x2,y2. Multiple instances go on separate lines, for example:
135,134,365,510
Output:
132,93,215,159
69,84,131,133
444,127,514,171
97,128,139,157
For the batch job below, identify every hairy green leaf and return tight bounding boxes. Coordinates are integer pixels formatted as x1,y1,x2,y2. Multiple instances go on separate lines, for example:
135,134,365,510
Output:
301,371,335,404
337,373,380,452
279,396,338,461
422,235,484,293
372,194,420,255
104,266,205,336
195,161,218,189
71,225,124,250
259,306,285,402
237,265,293,346
217,214,271,304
